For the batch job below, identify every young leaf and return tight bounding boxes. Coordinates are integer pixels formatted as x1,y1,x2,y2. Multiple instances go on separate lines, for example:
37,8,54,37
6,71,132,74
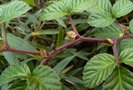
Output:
27,65,61,90
112,0,133,18
120,38,133,50
119,48,133,67
0,0,31,22
0,64,30,85
88,12,114,27
90,23,124,38
129,19,133,33
7,33,37,51
83,53,116,88
103,67,133,90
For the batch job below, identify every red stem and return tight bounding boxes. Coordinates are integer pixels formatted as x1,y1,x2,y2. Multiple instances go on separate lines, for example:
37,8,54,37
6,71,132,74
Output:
112,41,119,66
115,20,124,33
68,15,80,37
40,38,82,64
5,48,40,54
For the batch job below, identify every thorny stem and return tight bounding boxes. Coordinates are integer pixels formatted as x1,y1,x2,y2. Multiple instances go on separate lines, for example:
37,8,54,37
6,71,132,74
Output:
40,18,133,65
40,38,82,64
1,18,133,65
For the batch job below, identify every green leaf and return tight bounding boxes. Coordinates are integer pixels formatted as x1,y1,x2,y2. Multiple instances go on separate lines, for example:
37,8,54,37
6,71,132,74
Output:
119,48,133,67
103,67,133,90
9,80,27,90
120,38,133,50
0,64,30,85
40,0,96,21
62,0,96,13
7,33,37,51
54,55,75,74
83,53,116,88
90,23,124,38
56,18,66,28
3,52,20,65
22,0,36,6
87,12,114,27
0,0,31,22
57,29,64,47
27,65,61,90
40,1,66,21
112,0,133,18
129,19,133,33
87,0,112,13
31,29,59,36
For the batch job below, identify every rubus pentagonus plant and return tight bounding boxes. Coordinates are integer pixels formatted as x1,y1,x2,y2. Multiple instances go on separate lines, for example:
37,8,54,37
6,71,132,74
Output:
0,0,133,90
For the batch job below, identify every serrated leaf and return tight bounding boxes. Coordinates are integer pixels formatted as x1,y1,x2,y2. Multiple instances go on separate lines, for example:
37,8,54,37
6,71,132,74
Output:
62,0,96,13
27,65,61,90
90,23,124,38
83,53,116,88
40,0,96,21
129,19,133,33
0,64,30,85
0,0,31,22
103,67,133,90
7,33,37,51
87,0,112,13
88,12,114,27
9,80,27,90
120,38,133,50
119,48,133,67
40,1,66,21
112,0,133,18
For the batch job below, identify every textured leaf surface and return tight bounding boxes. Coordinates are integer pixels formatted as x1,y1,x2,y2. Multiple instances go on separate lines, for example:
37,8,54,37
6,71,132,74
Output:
120,38,133,50
88,12,114,27
0,64,30,85
103,67,133,90
40,0,96,21
0,0,31,22
129,19,133,33
112,0,133,18
90,23,124,38
87,0,112,13
83,53,116,88
27,65,61,90
119,48,133,67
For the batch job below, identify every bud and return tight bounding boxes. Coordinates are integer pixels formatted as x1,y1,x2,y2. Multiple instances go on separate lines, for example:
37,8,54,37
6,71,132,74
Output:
31,32,41,36
65,31,77,41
